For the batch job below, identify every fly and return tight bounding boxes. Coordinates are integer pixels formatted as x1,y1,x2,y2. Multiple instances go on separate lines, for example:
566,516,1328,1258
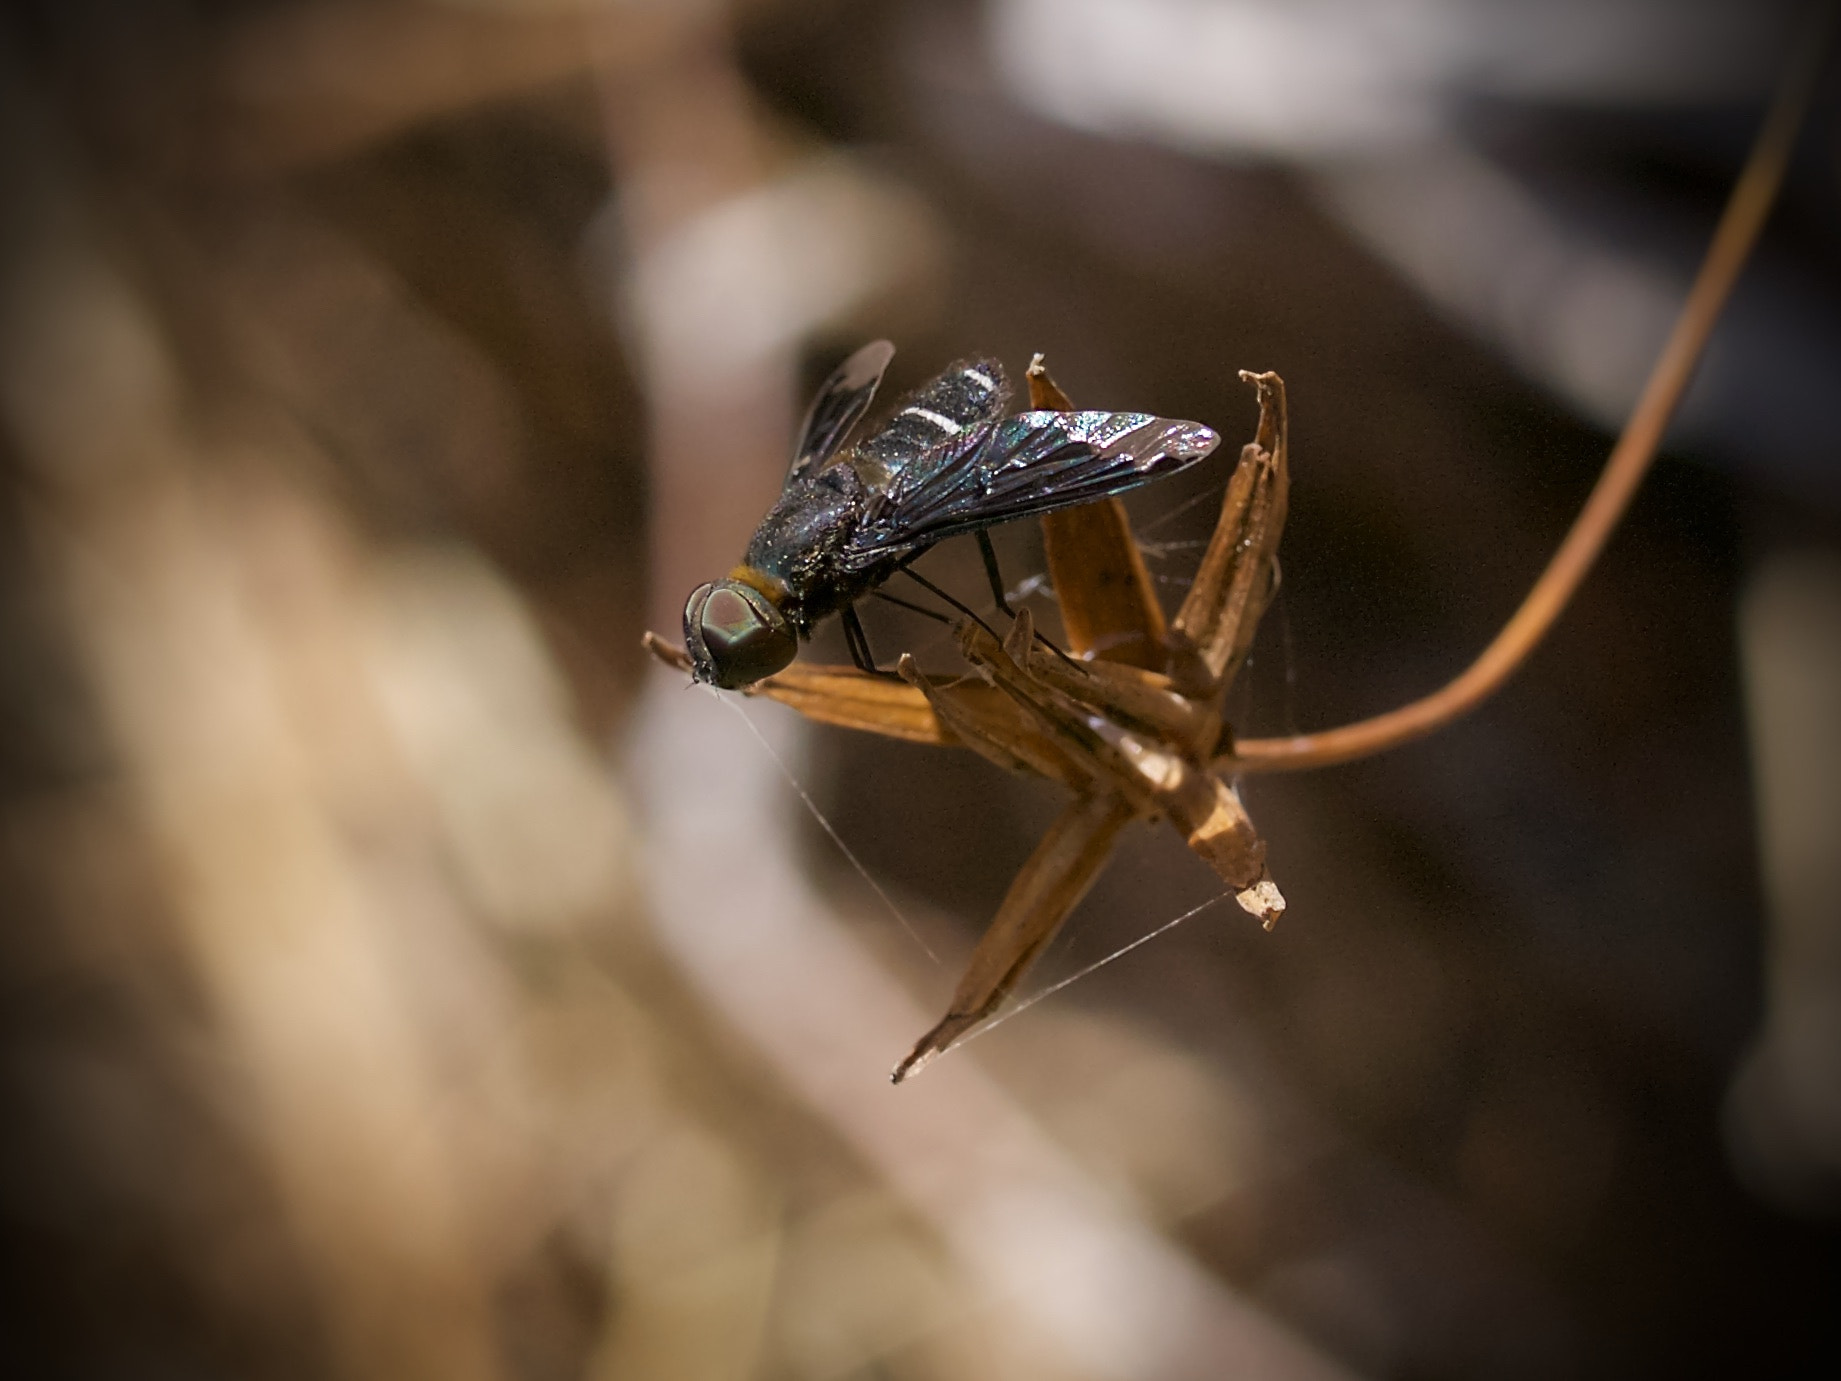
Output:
683,340,1221,689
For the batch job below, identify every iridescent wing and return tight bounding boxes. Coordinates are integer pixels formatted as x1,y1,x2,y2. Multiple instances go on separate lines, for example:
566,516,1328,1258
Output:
787,340,896,482
841,410,1219,571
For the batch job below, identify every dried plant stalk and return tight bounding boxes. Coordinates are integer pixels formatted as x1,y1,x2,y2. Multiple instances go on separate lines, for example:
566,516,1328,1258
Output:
1171,371,1289,696
1031,357,1169,669
897,650,1090,789
738,663,948,745
645,630,949,744
892,792,1137,1082
1012,652,1224,762
969,615,1276,911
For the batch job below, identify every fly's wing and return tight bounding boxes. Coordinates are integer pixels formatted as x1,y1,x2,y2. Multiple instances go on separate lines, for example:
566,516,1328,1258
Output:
788,340,895,482
852,356,1011,487
841,410,1219,570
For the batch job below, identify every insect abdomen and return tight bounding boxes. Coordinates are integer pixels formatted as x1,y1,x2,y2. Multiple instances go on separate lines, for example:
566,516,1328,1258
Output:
855,359,1008,485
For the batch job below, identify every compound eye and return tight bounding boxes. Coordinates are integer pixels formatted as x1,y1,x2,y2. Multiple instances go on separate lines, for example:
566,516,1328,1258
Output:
694,586,797,688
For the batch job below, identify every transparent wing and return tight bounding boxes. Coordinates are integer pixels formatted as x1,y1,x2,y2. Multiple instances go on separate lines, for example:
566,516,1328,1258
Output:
788,340,895,481
841,410,1220,570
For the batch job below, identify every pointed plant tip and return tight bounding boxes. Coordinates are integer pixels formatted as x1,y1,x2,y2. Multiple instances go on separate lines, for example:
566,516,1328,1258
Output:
642,630,692,674
895,1010,971,1083
1003,607,1036,661
890,1047,932,1084
1237,369,1284,409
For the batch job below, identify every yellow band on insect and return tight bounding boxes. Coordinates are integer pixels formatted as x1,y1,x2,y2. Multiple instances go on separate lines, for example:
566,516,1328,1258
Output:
727,564,789,605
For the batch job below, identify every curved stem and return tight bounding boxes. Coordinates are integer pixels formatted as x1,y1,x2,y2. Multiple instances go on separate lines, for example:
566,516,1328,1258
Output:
1233,8,1833,774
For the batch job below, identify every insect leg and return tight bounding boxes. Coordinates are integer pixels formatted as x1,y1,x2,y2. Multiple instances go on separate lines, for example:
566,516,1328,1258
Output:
900,556,1082,670
841,605,903,679
872,589,952,623
896,565,1004,644
976,530,1017,617
894,543,938,570
841,605,875,673
974,538,1080,664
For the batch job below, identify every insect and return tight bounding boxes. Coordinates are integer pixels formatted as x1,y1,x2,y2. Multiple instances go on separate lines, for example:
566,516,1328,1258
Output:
682,341,1222,688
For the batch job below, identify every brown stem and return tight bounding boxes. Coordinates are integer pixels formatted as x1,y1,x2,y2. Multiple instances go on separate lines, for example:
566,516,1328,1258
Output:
1232,8,1832,774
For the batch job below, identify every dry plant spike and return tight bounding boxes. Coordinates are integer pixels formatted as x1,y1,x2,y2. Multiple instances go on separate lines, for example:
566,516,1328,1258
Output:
1013,643,1224,761
1036,697,1273,913
645,630,951,745
957,613,1164,817
642,629,695,675
960,612,1278,905
896,653,1090,788
1171,371,1290,695
1031,355,1170,668
1024,353,1077,412
739,663,950,745
895,600,1284,1078
892,792,1137,1083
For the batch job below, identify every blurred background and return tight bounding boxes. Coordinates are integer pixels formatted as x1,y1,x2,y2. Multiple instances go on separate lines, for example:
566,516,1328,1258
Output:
2,1,1838,1378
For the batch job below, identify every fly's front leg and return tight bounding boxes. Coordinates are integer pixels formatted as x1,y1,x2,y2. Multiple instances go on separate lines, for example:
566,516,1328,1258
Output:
841,605,873,672
842,605,902,680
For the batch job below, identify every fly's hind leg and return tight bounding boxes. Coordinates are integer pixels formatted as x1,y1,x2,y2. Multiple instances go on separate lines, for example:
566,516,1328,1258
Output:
976,529,1017,617
899,543,1081,671
976,535,1081,671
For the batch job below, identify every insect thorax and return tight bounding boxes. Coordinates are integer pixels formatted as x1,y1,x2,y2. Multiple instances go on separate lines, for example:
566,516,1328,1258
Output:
740,465,885,633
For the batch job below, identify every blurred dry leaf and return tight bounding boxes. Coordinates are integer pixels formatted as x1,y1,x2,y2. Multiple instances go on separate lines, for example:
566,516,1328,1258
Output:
209,0,678,172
